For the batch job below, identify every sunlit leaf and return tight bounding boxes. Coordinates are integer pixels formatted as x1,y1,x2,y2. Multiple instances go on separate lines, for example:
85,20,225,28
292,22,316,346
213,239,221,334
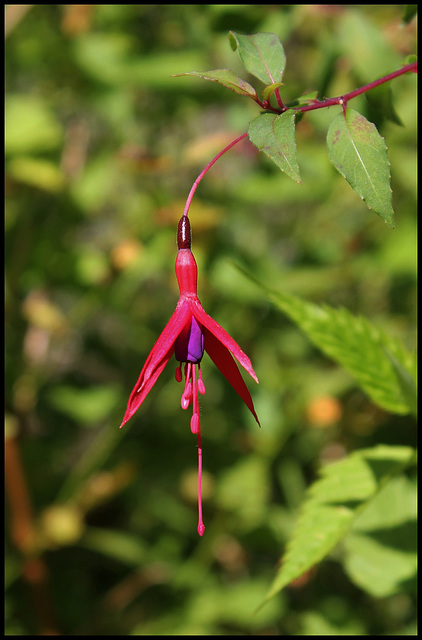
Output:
248,111,301,183
174,69,258,100
327,107,394,226
7,157,65,192
343,473,417,597
5,95,63,155
229,31,286,85
239,268,417,415
48,384,121,425
262,82,284,102
264,445,415,601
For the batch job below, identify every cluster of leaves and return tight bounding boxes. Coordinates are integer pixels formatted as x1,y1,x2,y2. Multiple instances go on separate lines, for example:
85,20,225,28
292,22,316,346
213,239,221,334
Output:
5,5,417,636
180,30,417,227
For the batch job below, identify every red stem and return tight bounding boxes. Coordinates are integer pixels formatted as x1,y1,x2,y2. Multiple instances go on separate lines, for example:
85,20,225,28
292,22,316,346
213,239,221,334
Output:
183,132,248,218
295,62,417,114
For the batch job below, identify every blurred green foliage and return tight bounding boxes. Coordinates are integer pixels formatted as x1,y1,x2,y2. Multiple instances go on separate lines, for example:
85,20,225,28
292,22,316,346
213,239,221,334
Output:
5,5,417,636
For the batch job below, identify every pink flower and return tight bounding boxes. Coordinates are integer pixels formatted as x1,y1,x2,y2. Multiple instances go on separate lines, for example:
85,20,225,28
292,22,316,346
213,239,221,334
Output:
120,216,260,536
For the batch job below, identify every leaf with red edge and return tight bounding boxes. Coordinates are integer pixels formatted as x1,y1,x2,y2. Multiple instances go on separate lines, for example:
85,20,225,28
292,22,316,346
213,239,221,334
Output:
262,82,284,103
174,68,258,100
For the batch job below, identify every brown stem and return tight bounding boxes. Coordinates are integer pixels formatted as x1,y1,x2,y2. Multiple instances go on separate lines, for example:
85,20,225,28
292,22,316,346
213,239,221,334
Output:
5,435,60,635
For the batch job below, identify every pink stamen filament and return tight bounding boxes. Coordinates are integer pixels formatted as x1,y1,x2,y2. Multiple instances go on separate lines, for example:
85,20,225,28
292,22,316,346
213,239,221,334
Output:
181,363,192,409
176,361,206,536
197,428,205,537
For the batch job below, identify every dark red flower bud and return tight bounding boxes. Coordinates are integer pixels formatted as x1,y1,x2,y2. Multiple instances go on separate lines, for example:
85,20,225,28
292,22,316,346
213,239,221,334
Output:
177,215,191,250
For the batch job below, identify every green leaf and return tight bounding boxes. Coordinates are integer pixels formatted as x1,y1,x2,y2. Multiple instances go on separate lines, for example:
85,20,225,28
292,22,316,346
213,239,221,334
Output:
239,268,417,415
385,350,418,418
339,11,402,82
229,31,286,85
215,456,270,531
81,527,146,566
5,95,63,155
343,474,417,597
327,107,394,226
262,82,284,103
174,68,257,100
48,384,121,425
264,445,415,602
285,90,319,108
73,33,208,88
7,157,65,192
248,111,301,183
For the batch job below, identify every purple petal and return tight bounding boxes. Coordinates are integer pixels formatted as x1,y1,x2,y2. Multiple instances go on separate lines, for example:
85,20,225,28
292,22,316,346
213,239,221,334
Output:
191,300,259,383
174,315,205,363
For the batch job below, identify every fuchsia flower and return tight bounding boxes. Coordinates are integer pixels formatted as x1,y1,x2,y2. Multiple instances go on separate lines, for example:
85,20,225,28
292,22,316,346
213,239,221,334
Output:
120,215,260,536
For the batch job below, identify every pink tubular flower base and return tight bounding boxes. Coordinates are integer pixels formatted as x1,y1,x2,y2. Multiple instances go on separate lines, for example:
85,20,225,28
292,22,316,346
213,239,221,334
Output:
120,215,260,536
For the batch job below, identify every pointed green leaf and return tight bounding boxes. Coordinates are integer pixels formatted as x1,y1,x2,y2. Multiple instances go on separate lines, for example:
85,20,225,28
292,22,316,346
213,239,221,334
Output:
327,107,394,226
81,527,146,566
174,69,257,100
238,268,416,415
248,111,301,183
229,31,286,85
264,445,415,602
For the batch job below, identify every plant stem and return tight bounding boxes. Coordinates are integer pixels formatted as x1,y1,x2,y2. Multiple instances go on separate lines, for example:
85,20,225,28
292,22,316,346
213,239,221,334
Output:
5,434,59,635
274,87,285,110
183,132,248,218
295,62,417,114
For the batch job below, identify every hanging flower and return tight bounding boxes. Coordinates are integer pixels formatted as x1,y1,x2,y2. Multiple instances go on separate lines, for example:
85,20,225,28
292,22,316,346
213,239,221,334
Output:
120,216,259,536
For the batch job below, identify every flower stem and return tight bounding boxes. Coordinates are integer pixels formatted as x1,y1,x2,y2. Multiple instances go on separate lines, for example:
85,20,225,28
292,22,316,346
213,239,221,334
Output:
183,132,248,218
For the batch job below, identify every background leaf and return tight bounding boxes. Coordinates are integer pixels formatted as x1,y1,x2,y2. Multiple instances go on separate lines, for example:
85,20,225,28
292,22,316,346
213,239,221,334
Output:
327,108,394,226
240,268,416,415
229,31,286,85
5,95,63,154
264,445,415,601
248,111,301,183
343,473,417,597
